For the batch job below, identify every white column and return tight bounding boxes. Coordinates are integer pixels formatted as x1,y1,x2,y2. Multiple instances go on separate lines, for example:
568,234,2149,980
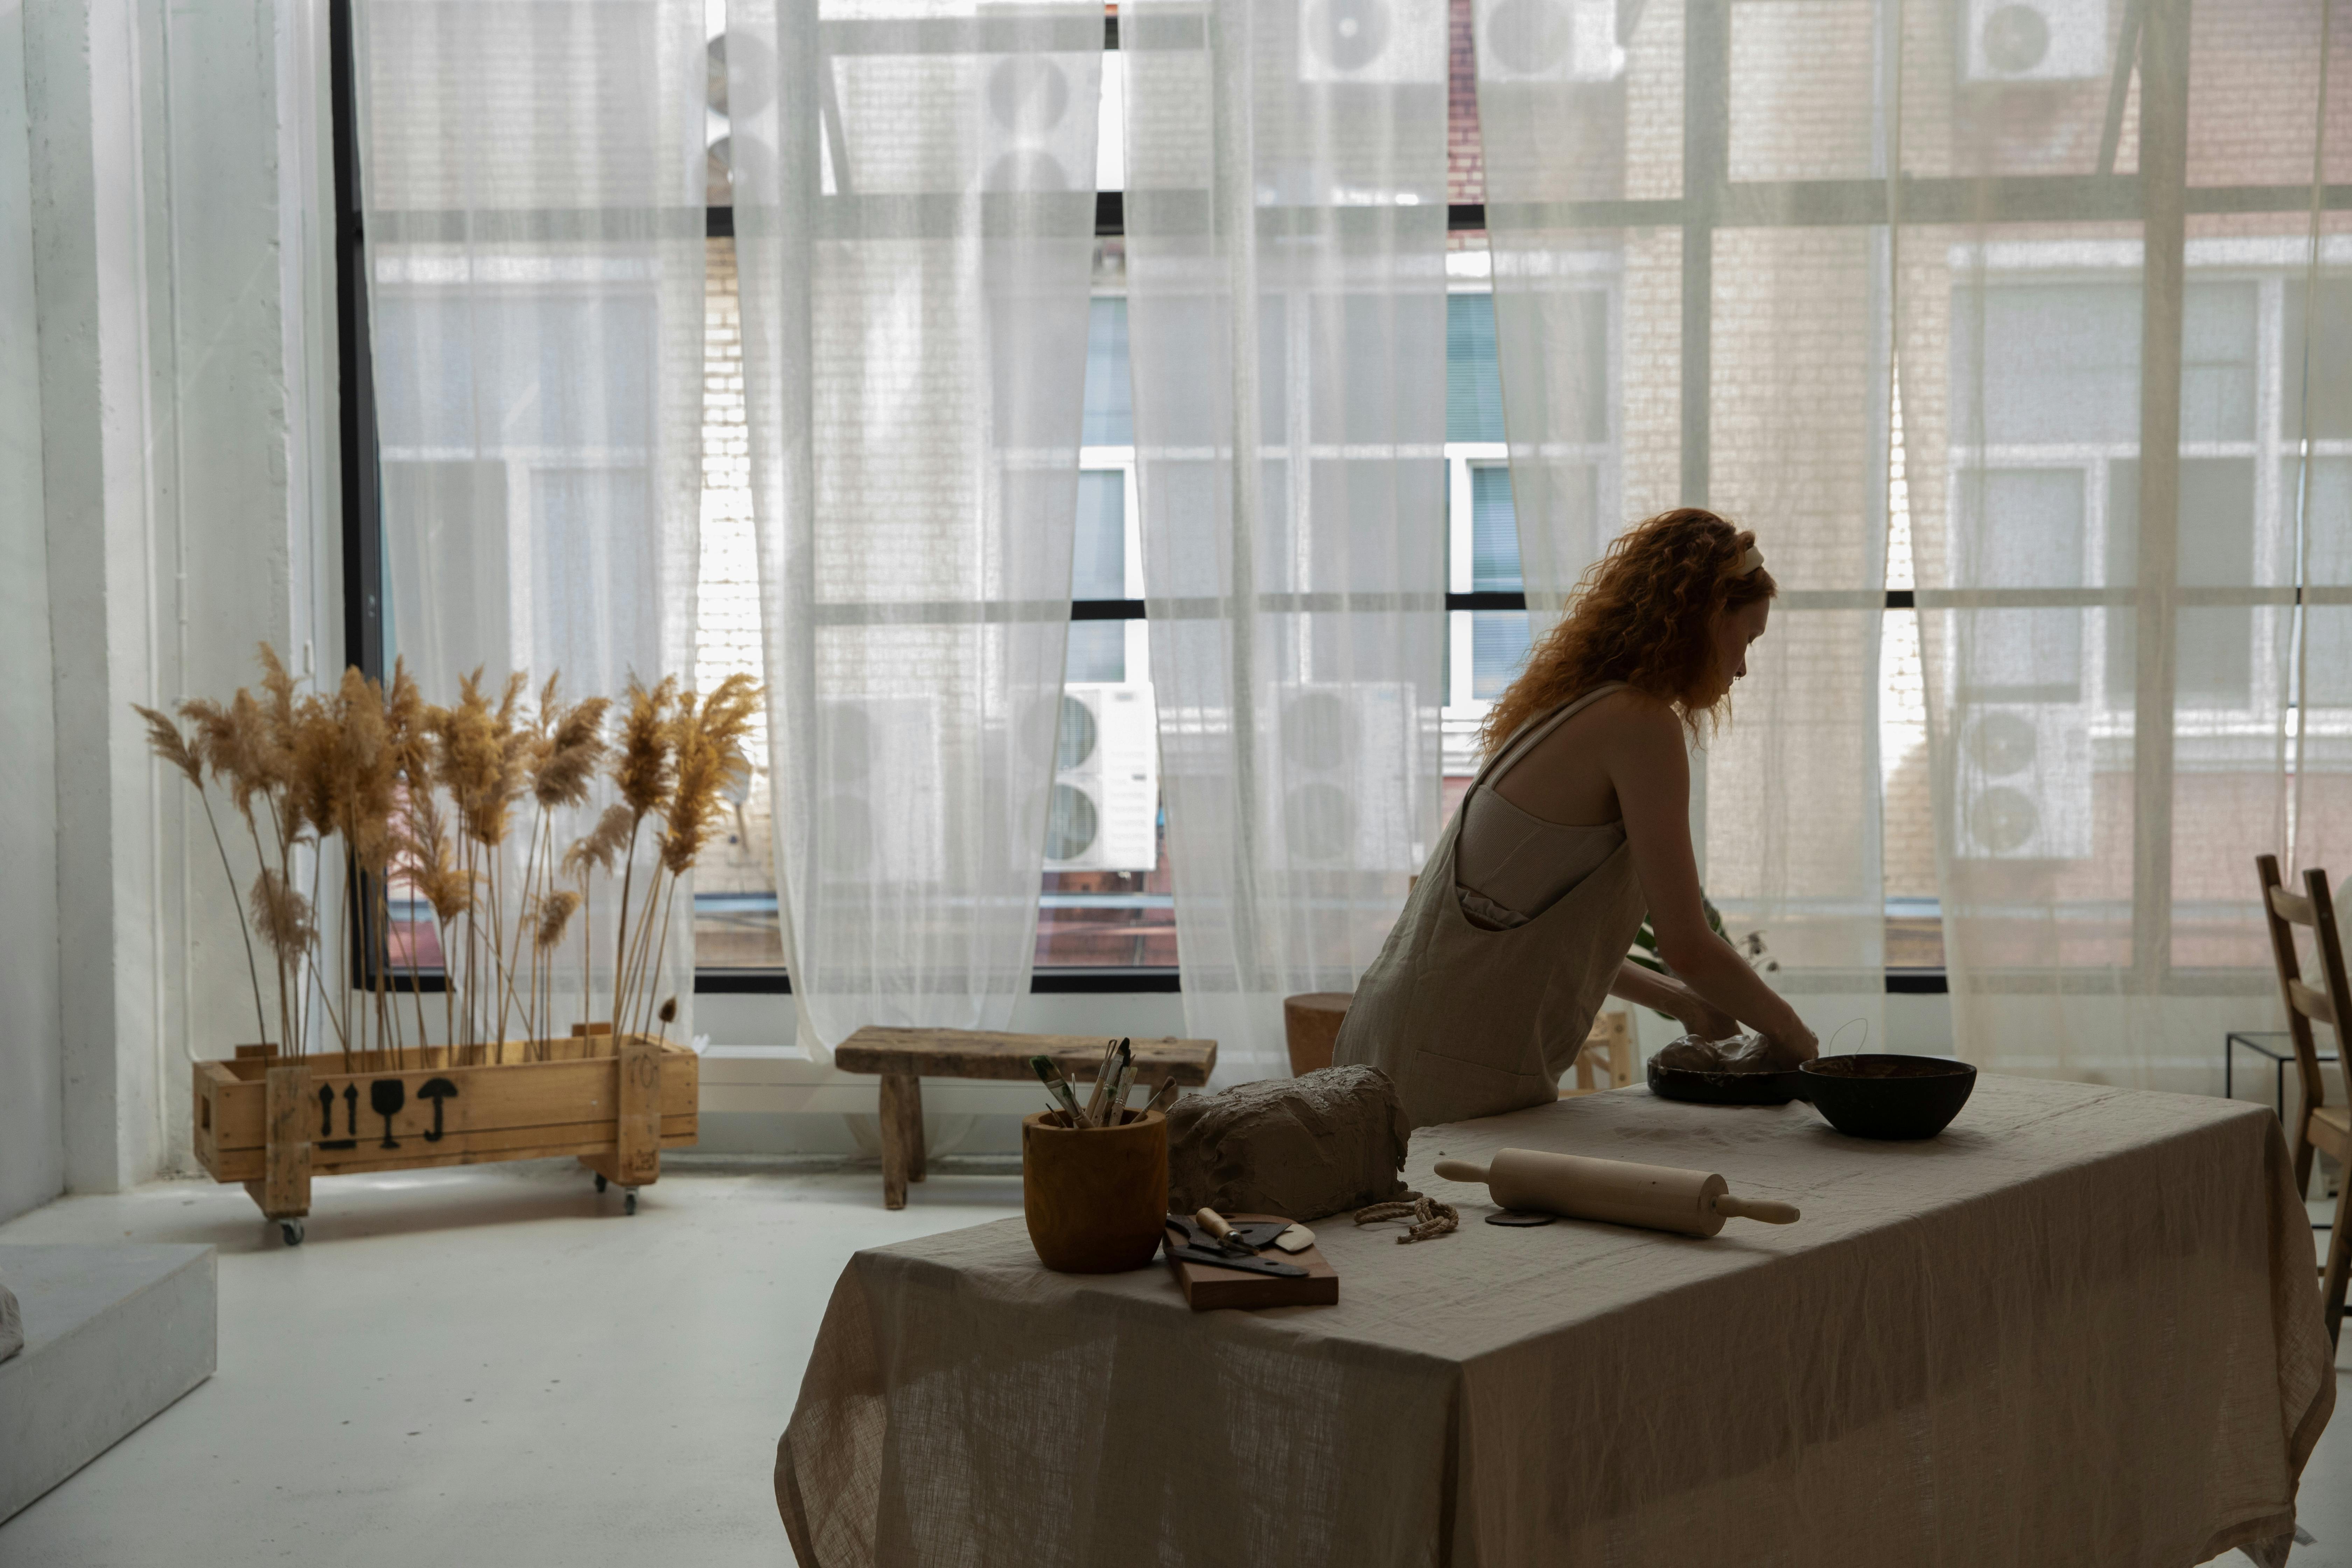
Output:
21,0,322,1194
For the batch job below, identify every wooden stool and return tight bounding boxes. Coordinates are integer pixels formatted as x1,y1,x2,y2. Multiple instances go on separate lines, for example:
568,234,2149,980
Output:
834,1027,1218,1209
1283,993,1353,1076
1564,1009,1637,1097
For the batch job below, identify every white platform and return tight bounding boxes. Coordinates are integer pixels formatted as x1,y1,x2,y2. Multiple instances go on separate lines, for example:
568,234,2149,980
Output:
0,1242,216,1522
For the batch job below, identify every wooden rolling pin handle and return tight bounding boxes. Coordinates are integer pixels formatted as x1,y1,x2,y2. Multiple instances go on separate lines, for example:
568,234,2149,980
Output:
1712,1195,1799,1225
1432,1158,1490,1184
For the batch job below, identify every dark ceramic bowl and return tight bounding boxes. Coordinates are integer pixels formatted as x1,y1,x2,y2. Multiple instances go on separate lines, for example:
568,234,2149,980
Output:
1799,1054,1977,1140
1647,1055,1809,1107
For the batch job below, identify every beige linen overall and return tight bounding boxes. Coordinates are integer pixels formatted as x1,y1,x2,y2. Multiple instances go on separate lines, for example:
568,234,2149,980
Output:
1334,685,1651,1128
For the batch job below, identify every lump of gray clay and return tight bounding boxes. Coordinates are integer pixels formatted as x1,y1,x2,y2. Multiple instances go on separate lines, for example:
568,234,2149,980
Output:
1166,1065,1411,1224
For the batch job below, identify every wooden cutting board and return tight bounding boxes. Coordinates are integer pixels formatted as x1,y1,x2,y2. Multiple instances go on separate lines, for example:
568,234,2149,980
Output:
1162,1213,1339,1311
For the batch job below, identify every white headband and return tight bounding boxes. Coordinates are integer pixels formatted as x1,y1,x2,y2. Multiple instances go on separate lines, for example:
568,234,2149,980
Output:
1736,545,1765,576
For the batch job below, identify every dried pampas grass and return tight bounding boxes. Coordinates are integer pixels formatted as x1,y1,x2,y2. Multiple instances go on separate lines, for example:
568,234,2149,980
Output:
250,868,317,959
534,889,583,951
147,649,760,1067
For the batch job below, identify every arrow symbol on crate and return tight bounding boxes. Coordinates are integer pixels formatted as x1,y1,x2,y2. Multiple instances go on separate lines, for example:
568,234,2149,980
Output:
317,1084,356,1150
418,1078,457,1142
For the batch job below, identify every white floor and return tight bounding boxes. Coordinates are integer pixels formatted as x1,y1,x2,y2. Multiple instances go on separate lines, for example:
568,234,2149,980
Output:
0,1161,2345,1568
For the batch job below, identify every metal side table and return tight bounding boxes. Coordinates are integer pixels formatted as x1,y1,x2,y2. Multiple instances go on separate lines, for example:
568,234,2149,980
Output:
2225,1030,2340,1121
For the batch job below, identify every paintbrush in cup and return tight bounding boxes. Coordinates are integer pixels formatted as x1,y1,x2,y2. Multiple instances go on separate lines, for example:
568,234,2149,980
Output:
1080,1038,1117,1126
1029,1055,1084,1126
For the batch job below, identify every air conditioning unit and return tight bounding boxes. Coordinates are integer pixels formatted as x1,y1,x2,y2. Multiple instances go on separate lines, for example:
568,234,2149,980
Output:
1043,683,1160,873
1961,0,2106,83
1476,0,1626,85
1951,704,2093,860
1298,0,1447,85
979,52,1095,192
1262,683,1427,872
814,696,943,883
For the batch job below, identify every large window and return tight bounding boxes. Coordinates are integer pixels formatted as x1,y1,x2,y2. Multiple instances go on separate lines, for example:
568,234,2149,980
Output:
355,2,2346,997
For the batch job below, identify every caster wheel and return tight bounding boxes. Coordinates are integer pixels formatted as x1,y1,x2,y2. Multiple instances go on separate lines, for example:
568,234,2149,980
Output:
623,1191,638,1216
594,1173,608,1193
279,1220,304,1247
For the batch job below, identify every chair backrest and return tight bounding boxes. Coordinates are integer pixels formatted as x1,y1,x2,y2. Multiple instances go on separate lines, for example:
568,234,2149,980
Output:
2255,854,2345,1113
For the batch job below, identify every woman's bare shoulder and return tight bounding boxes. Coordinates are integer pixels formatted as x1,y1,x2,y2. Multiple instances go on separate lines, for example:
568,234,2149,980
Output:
1581,686,1680,734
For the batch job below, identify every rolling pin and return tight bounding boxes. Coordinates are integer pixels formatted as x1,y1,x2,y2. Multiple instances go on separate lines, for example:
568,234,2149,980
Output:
1432,1149,1799,1237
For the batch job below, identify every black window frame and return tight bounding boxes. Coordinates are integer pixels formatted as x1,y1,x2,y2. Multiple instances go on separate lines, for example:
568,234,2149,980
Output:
339,0,2351,1000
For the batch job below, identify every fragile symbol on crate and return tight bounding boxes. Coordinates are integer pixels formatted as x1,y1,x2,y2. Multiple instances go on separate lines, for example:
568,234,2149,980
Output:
370,1079,405,1148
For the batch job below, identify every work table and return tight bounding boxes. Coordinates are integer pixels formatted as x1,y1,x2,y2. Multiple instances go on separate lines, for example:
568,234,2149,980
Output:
777,1076,2334,1568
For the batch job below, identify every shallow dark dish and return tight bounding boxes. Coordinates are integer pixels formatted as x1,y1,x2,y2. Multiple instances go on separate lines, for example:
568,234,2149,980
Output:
1647,1056,1809,1107
1799,1054,1977,1140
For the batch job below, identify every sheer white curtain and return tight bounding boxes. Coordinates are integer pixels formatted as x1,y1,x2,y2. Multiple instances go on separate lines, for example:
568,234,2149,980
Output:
1477,0,1889,1049
360,0,707,1040
1904,0,2351,1088
1124,0,1450,1082
728,0,1100,1054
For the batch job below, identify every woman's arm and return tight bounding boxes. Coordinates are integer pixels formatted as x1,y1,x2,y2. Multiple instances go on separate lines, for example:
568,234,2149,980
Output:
1605,700,1818,1057
1607,959,1738,1040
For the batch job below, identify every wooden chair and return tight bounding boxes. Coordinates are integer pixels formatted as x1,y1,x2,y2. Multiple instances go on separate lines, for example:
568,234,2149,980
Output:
2255,854,2350,1344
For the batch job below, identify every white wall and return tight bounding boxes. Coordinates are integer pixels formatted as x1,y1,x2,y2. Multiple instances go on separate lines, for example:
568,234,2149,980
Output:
8,0,328,1206
0,0,64,1225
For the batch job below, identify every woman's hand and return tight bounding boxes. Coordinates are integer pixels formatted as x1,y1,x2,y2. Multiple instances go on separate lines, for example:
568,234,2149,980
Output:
1757,1023,1820,1066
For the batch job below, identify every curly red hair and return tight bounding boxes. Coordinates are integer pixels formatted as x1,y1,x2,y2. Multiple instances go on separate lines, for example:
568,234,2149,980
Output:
1480,508,1777,755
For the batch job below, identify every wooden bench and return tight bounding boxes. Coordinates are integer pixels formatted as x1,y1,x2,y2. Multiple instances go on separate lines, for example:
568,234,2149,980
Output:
834,1027,1220,1208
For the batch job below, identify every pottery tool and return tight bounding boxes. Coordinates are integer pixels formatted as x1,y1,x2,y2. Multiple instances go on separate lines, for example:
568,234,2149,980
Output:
1029,1056,1084,1125
1162,1212,1337,1310
1431,1149,1799,1238
1269,1223,1314,1254
1142,1078,1180,1117
1194,1207,1259,1255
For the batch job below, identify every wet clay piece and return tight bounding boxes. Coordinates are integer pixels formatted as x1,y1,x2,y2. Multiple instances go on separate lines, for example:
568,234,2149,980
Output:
1648,1032,1810,1106
1165,1066,1411,1224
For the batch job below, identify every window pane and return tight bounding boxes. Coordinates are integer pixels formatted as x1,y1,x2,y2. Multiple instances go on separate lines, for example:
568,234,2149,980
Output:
2284,279,2352,442
2295,456,2352,708
1954,282,2138,446
1039,636,1172,967
1447,291,1504,443
1065,619,1125,682
1958,466,2084,700
1955,280,2255,446
1072,469,1125,599
1082,296,1132,445
2107,456,2257,707
1470,463,1521,590
2181,282,2256,443
1471,611,1531,701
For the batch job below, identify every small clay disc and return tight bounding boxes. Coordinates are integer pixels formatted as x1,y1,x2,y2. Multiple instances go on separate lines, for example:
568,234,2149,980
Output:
1485,1209,1557,1227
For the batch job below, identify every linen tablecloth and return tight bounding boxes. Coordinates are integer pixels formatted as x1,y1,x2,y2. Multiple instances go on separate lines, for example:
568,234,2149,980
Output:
777,1076,2334,1568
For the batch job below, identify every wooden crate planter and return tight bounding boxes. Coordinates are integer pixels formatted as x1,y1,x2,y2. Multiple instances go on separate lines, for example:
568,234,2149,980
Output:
192,1033,698,1243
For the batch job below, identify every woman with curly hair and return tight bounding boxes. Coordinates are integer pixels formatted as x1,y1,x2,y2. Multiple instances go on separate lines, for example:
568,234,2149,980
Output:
1335,507,1818,1127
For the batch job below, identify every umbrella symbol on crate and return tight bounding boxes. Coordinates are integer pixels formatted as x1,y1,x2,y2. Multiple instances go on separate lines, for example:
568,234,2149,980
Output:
418,1078,458,1142
370,1079,405,1148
